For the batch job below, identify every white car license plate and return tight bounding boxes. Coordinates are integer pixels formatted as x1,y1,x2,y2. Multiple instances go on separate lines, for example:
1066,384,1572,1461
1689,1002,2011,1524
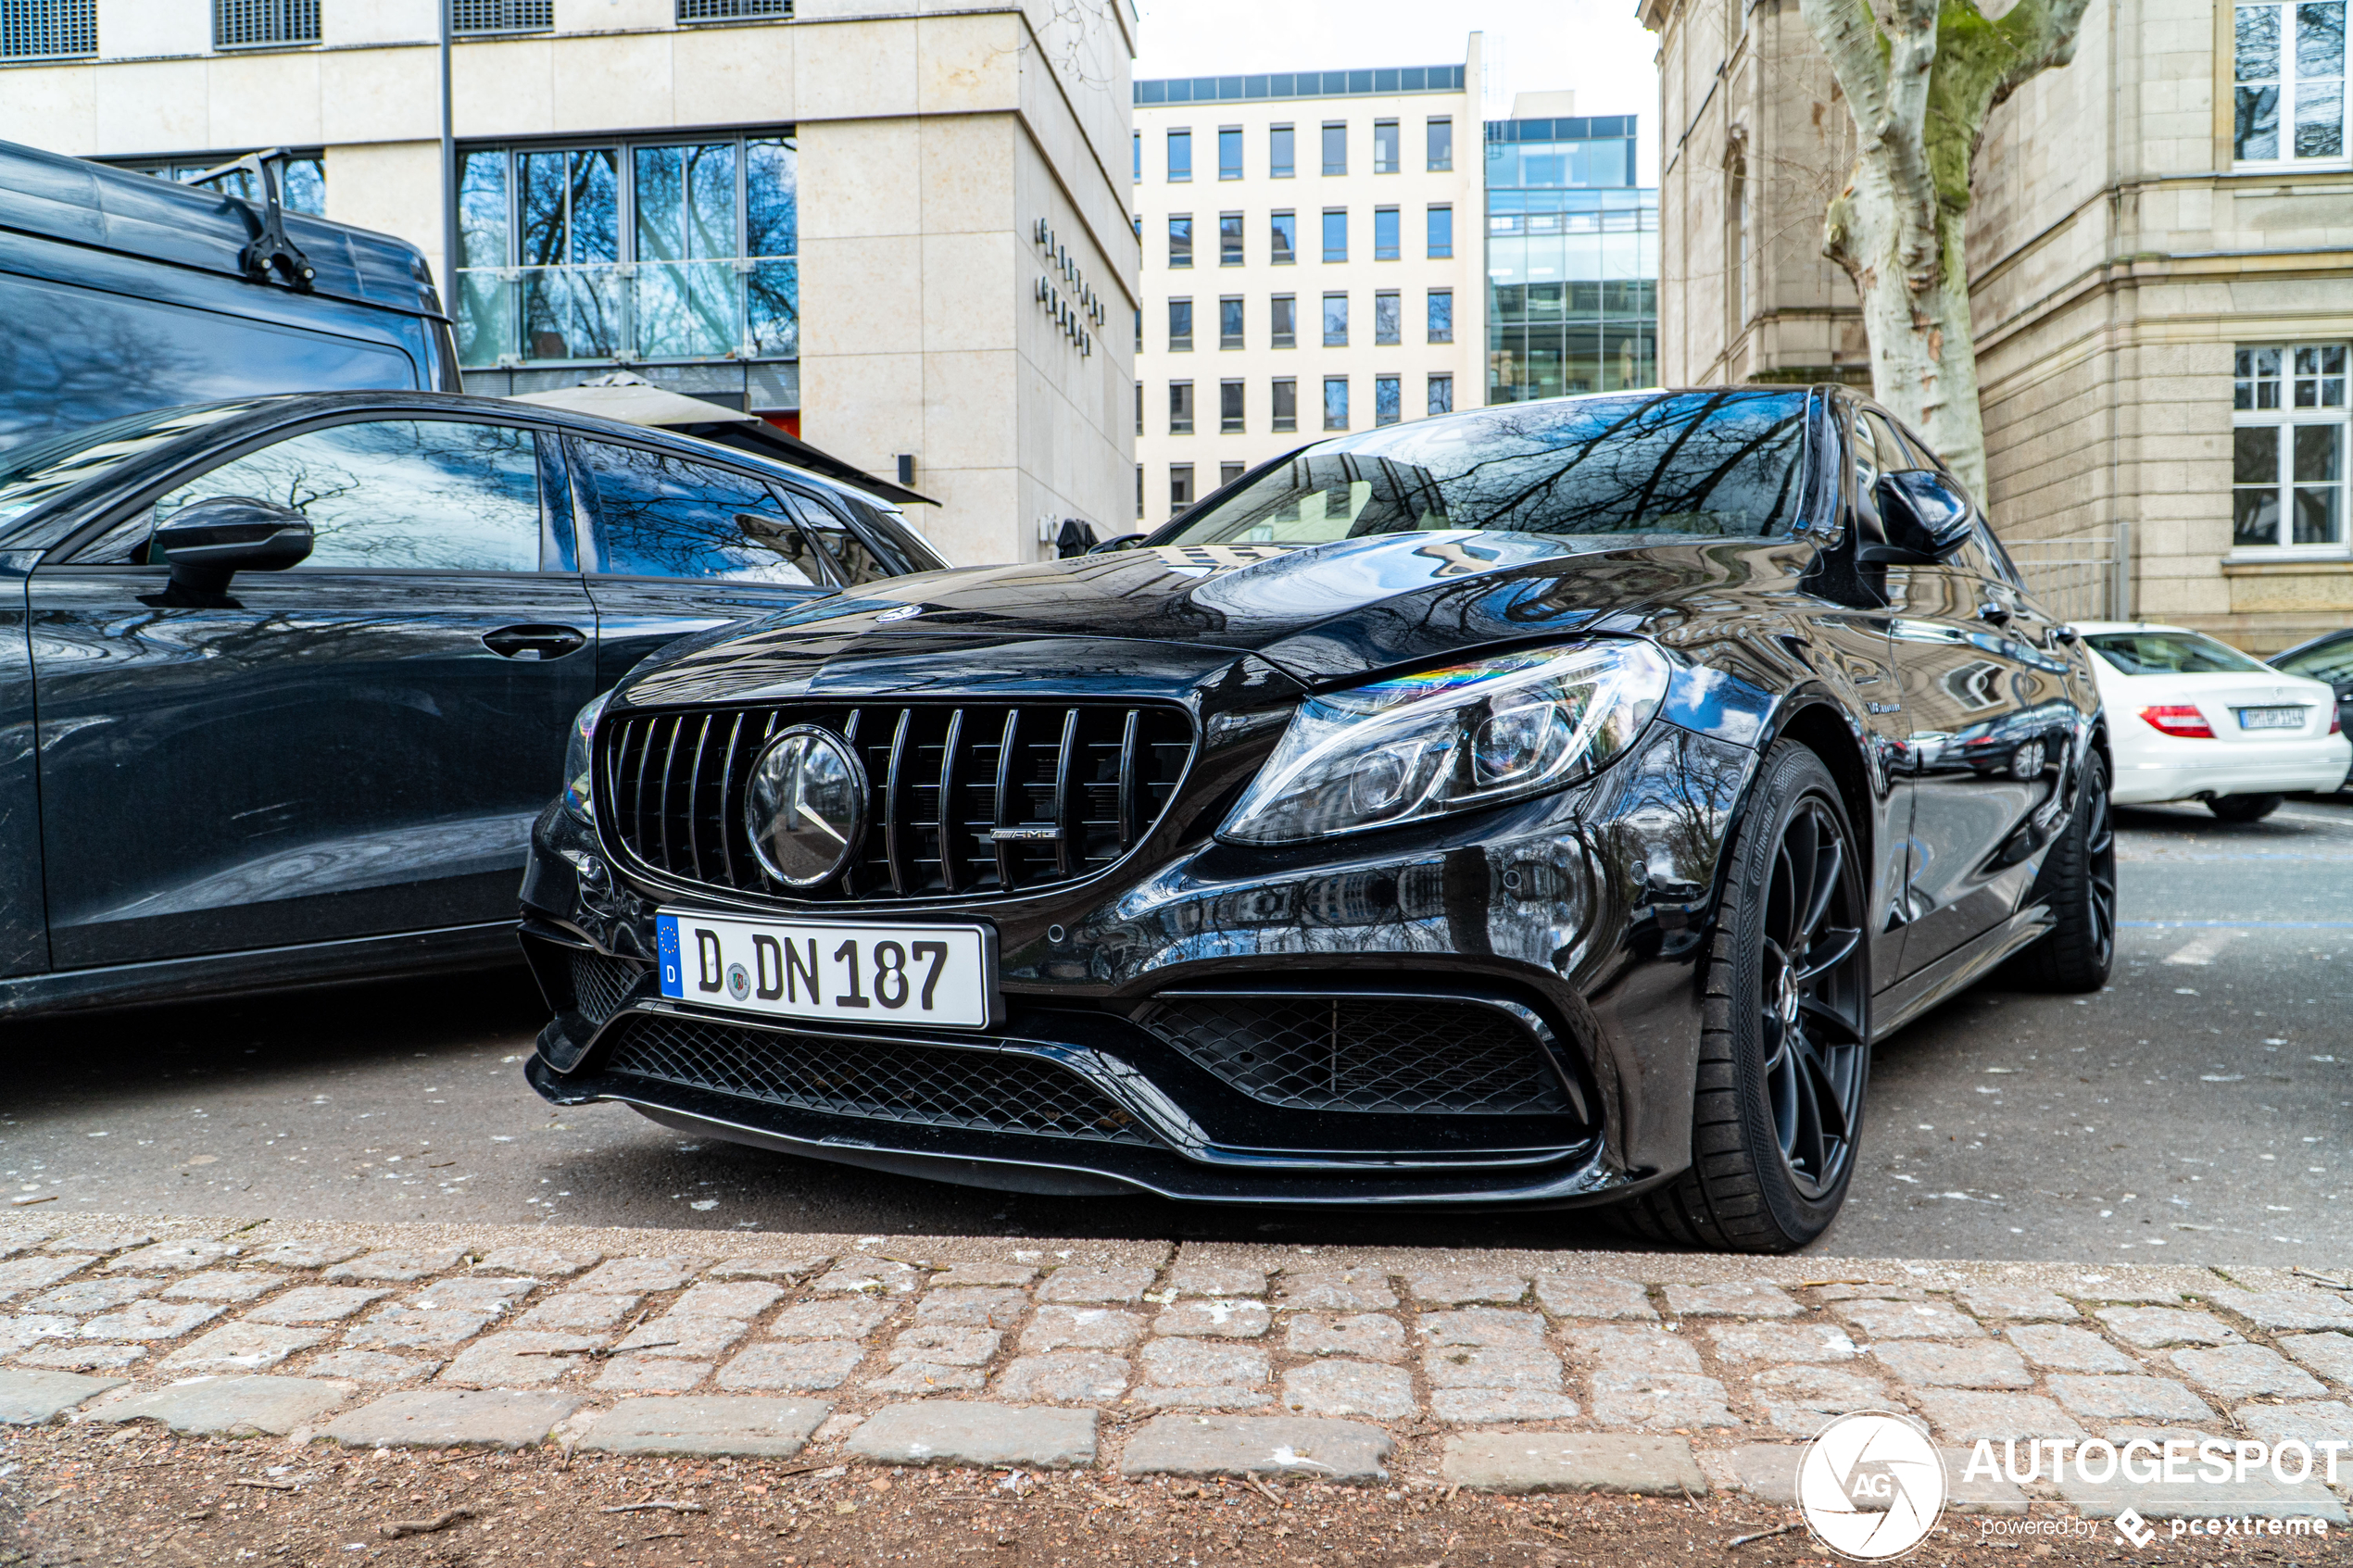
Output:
2237,706,2306,731
655,911,995,1029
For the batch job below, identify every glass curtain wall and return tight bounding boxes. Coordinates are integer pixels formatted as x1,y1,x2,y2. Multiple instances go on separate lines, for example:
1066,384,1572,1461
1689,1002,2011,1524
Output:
1484,120,1657,404
454,132,797,370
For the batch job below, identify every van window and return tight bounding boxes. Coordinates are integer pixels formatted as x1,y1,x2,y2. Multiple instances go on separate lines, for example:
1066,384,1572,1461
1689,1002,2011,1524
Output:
0,270,420,456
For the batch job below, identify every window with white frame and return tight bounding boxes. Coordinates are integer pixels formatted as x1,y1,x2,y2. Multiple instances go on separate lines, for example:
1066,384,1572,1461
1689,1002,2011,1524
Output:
2233,344,2348,551
2235,2,2347,164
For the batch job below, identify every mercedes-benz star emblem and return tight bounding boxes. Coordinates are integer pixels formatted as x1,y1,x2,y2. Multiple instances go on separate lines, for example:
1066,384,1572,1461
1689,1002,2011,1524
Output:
745,725,869,887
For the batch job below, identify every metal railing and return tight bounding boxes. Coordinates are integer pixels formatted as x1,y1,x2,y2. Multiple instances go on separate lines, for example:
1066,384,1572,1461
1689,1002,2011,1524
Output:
2007,522,2131,623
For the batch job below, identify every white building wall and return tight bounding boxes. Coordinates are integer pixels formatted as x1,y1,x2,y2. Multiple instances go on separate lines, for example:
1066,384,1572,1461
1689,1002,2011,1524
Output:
1130,42,1488,528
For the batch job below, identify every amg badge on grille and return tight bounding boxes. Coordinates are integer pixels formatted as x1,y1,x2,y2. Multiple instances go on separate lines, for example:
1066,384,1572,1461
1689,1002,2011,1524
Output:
744,725,869,886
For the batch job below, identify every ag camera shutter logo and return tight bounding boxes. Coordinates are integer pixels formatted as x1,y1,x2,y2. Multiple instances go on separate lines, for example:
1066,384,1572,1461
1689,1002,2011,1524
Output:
1797,1411,1947,1559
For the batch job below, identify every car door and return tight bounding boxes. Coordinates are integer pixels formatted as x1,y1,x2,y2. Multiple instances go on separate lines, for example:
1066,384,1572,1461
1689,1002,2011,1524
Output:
568,437,849,693
1869,411,2053,977
28,414,596,968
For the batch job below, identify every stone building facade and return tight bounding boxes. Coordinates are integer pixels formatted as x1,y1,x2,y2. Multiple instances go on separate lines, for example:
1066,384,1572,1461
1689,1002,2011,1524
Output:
1642,0,2353,652
0,0,1140,567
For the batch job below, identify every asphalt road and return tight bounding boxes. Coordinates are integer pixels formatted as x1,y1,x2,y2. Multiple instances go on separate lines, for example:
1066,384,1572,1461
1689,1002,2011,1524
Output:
3,795,2347,1264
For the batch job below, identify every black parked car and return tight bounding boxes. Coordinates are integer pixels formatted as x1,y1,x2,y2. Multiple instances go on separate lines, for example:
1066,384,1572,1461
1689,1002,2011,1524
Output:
0,391,941,1016
520,387,2111,1251
2270,630,2353,792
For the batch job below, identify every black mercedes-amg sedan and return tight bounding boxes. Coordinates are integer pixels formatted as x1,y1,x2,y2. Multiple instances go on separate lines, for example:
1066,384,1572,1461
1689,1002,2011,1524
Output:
519,386,2114,1251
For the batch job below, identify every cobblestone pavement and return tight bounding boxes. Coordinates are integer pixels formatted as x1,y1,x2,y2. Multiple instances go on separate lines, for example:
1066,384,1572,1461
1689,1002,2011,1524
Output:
6,1216,2353,1517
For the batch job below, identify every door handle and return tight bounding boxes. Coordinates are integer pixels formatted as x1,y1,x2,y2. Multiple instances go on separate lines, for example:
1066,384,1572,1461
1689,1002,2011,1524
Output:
483,623,586,660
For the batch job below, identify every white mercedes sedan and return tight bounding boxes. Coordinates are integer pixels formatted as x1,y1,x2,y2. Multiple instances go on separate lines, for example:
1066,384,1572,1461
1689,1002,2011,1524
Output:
2079,621,2351,822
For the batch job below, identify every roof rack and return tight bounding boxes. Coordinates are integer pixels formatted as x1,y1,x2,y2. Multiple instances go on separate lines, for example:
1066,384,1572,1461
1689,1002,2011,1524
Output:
183,148,316,292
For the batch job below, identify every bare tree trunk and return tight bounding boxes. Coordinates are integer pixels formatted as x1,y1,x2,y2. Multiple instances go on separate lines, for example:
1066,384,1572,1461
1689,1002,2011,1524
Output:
1797,0,2094,502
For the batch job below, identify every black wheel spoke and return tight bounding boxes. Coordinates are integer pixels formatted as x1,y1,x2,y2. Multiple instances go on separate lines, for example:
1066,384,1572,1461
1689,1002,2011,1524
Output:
1793,925,1860,984
1755,785,1867,1202
1797,994,1864,1045
1799,824,1844,941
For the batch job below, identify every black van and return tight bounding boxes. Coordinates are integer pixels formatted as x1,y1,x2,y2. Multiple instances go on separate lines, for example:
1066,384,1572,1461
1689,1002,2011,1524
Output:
0,139,457,454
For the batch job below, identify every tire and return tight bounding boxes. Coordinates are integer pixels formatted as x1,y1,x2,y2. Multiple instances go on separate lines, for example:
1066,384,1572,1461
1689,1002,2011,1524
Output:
2208,792,2284,822
2008,749,2117,993
1611,743,1869,1253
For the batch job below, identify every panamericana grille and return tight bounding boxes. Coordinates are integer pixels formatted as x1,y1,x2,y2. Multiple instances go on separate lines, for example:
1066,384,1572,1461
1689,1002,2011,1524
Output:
600,1014,1150,1144
602,701,1193,901
570,950,644,1025
1139,995,1576,1115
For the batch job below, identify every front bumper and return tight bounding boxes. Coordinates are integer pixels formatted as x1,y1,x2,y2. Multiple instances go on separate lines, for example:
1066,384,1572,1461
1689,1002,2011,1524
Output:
517,721,1757,1208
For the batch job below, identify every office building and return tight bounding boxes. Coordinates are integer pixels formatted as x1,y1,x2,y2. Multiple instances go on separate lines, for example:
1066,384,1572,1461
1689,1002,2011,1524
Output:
0,0,1139,564
1130,42,1488,525
1483,94,1657,404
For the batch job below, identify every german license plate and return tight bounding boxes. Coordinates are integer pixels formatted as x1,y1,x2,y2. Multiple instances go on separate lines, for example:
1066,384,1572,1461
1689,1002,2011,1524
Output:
2237,706,2306,731
655,911,995,1029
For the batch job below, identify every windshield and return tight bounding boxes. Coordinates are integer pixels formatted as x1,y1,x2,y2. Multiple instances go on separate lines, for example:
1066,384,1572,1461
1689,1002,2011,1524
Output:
1159,390,1811,548
2085,630,2271,676
0,402,260,534
2275,633,2353,684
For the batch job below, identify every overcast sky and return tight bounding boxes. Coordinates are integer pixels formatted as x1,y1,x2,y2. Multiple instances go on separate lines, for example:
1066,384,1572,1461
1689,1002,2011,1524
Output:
1130,0,1663,183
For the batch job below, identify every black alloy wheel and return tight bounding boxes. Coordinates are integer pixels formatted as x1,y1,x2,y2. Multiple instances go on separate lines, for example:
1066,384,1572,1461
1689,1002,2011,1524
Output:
1759,797,1868,1200
1613,742,1869,1252
2009,748,2115,992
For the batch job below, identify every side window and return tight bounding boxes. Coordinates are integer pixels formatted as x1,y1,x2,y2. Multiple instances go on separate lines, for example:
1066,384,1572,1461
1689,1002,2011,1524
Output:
782,491,893,586
576,441,823,585
147,420,543,571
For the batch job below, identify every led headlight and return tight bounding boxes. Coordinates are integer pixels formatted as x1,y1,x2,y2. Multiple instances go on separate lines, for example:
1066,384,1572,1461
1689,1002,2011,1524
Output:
1219,641,1670,845
561,690,611,825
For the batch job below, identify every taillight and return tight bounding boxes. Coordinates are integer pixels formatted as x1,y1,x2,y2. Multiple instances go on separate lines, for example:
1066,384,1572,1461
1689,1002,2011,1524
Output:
2140,705,2215,739
2332,701,2343,736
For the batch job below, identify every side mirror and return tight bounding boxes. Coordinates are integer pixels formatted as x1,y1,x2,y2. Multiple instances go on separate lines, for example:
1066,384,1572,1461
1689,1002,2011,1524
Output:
153,495,313,595
1085,532,1148,555
1858,470,1973,565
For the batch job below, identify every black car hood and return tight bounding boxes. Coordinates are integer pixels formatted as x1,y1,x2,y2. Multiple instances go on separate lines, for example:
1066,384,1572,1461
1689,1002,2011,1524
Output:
623,530,1807,706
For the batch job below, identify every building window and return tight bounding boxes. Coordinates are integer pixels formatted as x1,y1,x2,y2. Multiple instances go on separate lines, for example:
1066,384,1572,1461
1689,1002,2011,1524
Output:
1727,152,1749,330
1374,291,1401,345
1169,381,1195,434
1137,463,1146,519
2236,2,2347,162
1220,461,1247,486
1133,132,1141,181
1428,289,1453,344
1168,298,1193,351
1323,292,1348,346
214,0,317,47
1323,376,1349,430
2233,344,2348,550
1219,295,1244,349
1220,379,1245,433
1273,378,1298,433
1271,295,1297,349
455,0,553,32
1428,373,1453,415
453,133,797,370
2,0,95,57
1372,119,1400,173
1219,212,1244,265
1427,117,1453,170
1270,125,1295,179
1134,307,1143,351
678,0,789,17
1427,204,1453,258
1218,127,1243,180
1373,207,1400,260
1168,215,1192,268
1167,129,1192,182
1135,381,1144,435
1322,121,1347,176
1376,374,1402,426
1270,211,1297,264
117,152,327,216
1322,208,1347,262
1171,464,1195,509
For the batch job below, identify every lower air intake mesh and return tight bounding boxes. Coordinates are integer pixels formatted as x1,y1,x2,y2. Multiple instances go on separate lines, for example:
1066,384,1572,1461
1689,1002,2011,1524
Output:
601,1014,1149,1144
571,951,645,1025
1140,995,1573,1115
